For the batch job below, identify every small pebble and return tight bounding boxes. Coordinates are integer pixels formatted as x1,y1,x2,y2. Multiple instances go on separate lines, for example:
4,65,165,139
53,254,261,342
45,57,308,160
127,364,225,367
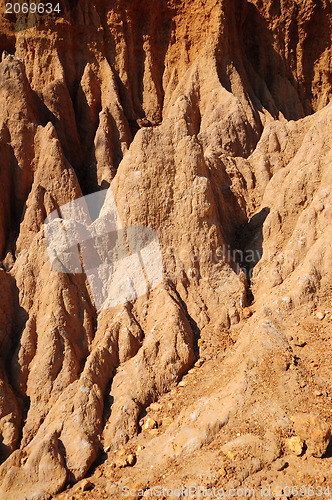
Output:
116,454,136,468
127,454,136,466
271,459,288,471
74,479,93,492
142,417,157,431
195,358,204,368
149,402,161,412
294,336,306,347
81,479,94,492
219,467,227,477
286,436,304,456
242,307,252,319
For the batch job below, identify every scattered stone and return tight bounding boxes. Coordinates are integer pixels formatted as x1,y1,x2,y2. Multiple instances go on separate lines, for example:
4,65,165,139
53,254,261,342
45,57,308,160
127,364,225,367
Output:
136,445,144,454
116,456,129,468
285,436,304,456
316,312,325,320
142,417,157,431
219,467,227,477
314,390,323,396
242,307,252,319
178,380,187,387
188,368,196,374
195,358,205,368
137,117,154,128
115,453,136,468
127,454,136,466
293,335,307,347
271,458,288,471
291,413,331,457
197,339,204,347
149,402,161,412
299,381,307,388
81,479,94,491
105,465,115,478
74,479,93,492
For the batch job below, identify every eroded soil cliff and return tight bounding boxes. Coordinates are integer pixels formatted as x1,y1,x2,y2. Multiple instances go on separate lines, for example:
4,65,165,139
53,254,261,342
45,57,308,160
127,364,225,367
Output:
0,0,331,498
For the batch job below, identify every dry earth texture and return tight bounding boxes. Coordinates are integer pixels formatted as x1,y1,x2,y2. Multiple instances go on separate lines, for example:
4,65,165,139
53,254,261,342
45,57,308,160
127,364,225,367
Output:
0,0,332,498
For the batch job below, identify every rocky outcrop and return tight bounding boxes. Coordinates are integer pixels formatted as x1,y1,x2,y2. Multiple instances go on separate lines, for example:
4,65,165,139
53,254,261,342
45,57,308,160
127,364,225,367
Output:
0,0,331,498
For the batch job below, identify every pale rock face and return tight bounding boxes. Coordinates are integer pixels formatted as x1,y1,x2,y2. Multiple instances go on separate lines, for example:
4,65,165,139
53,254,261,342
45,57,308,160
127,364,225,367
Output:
0,0,331,497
